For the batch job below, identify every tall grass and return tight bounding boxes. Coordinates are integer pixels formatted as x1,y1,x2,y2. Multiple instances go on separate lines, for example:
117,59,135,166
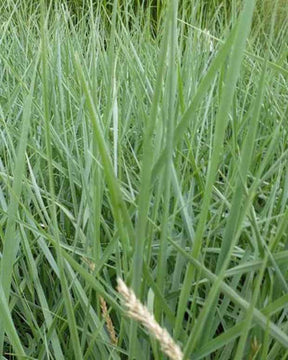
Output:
0,0,287,359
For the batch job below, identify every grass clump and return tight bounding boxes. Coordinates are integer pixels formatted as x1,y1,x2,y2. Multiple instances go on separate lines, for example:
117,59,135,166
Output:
0,0,287,359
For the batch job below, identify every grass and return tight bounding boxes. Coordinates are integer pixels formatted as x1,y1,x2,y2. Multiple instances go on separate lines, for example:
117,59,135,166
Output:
0,0,287,359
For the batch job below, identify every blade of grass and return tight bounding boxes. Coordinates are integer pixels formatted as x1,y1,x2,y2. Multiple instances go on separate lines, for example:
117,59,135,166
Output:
155,0,178,321
0,52,39,353
40,2,83,358
128,7,170,358
175,0,256,340
0,283,26,358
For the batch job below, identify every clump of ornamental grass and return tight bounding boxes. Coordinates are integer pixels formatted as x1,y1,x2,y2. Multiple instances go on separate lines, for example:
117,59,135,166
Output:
0,0,287,359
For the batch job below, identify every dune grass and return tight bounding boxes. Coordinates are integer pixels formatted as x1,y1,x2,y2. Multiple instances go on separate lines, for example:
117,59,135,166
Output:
0,0,288,358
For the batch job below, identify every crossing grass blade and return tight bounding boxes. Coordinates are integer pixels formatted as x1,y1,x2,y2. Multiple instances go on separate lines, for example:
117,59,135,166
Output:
0,284,26,358
169,238,288,350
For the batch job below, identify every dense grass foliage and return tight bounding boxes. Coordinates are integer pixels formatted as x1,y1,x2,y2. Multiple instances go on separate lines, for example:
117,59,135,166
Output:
0,0,288,359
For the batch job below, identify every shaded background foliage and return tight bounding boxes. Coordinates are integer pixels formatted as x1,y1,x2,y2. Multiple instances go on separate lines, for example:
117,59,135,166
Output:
1,0,286,38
